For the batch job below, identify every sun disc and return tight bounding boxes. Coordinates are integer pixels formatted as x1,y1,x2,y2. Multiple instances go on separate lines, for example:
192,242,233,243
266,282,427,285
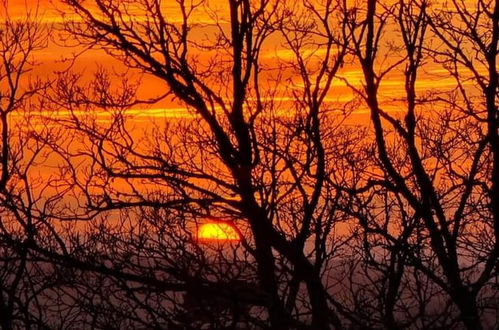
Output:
197,222,240,242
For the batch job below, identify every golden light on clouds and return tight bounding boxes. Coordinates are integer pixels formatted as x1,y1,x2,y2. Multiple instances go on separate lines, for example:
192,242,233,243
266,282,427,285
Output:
5,0,472,120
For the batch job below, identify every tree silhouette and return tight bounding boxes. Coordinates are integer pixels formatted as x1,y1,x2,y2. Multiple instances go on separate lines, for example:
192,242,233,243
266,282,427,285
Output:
0,2,57,328
0,0,497,329
341,0,499,328
51,0,355,328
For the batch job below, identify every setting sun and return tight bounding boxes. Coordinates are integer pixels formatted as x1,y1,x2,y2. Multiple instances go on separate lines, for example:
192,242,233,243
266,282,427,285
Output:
197,222,241,242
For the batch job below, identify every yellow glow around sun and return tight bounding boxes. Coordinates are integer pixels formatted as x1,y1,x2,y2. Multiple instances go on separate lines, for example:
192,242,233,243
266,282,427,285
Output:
197,222,240,242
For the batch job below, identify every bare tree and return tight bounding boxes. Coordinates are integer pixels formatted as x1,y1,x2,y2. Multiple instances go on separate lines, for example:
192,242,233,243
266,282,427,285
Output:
43,0,361,328
341,0,499,328
0,2,58,328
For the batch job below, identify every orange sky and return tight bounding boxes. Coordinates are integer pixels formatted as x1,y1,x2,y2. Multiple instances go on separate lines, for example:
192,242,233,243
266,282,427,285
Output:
2,0,486,241
4,0,475,123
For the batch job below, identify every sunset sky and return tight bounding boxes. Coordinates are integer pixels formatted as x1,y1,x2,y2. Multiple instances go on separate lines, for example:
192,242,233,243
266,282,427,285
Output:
0,1,496,328
4,0,473,123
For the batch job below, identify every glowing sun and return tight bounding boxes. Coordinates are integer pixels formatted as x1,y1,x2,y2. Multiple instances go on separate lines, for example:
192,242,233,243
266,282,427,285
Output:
197,222,240,242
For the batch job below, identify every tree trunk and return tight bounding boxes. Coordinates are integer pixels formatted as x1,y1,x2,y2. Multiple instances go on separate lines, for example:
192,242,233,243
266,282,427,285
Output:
454,291,482,330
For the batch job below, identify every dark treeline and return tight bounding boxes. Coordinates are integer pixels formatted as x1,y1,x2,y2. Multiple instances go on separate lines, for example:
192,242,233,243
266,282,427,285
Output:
0,0,498,328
